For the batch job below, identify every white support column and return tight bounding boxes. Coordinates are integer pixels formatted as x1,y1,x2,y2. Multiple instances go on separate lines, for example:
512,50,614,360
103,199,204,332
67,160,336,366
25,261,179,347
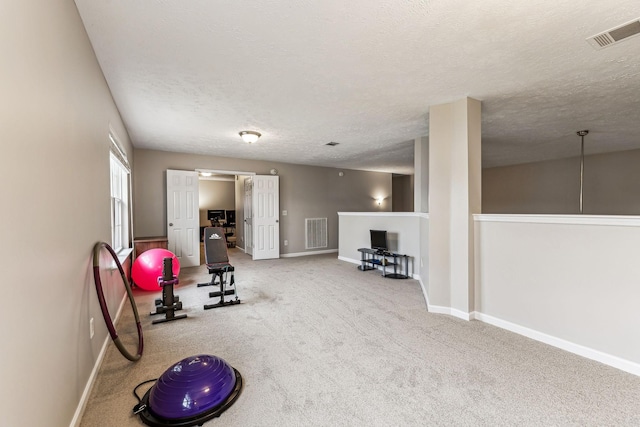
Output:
414,136,429,213
428,98,481,314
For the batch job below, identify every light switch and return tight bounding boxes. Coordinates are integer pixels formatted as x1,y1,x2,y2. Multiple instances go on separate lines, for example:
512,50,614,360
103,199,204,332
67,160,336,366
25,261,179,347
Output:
282,210,287,216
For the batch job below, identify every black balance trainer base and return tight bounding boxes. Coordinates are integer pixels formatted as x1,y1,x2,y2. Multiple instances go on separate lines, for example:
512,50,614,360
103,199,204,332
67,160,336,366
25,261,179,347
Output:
150,257,187,324
198,227,241,309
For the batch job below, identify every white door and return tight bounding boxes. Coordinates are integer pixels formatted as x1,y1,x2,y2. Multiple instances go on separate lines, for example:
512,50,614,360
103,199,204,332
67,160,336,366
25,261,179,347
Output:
252,175,280,260
166,169,200,267
243,177,253,256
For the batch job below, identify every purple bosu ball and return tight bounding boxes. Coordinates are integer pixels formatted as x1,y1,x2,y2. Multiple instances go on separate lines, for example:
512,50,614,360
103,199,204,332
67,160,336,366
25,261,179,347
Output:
140,354,242,426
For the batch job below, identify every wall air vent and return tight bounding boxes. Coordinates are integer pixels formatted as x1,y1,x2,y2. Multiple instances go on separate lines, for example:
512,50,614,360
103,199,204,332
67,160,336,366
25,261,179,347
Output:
305,218,327,249
587,18,640,49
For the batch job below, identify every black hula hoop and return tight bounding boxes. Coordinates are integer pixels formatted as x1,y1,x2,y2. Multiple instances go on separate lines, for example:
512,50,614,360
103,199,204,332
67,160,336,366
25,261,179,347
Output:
92,241,143,361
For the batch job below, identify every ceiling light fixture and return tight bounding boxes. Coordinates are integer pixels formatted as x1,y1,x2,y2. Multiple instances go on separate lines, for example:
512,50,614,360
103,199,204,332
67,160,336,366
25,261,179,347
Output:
239,131,261,144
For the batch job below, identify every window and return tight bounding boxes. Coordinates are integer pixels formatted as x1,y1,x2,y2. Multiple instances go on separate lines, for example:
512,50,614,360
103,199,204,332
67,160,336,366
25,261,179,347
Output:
109,132,130,253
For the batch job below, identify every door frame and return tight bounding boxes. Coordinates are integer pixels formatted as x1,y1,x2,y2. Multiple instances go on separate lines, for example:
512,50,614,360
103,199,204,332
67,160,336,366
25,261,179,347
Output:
244,177,253,256
196,169,256,255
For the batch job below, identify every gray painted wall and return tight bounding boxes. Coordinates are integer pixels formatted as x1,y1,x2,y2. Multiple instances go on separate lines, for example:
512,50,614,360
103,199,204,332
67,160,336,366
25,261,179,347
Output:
392,174,414,212
483,149,640,215
133,149,392,255
2,2,133,426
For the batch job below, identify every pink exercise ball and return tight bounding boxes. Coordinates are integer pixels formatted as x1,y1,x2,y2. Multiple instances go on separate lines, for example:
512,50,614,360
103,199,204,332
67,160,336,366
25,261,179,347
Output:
132,248,180,291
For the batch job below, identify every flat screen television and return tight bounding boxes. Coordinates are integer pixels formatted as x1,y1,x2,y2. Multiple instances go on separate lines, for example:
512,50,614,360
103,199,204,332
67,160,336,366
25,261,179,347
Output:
225,210,236,225
207,209,226,222
370,229,388,252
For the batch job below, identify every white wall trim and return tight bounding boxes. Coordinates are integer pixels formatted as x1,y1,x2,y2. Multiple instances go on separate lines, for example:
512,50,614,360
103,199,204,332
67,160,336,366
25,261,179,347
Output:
70,292,129,427
116,248,133,265
338,255,361,265
338,211,429,218
427,305,453,315
70,333,110,427
450,309,472,321
474,214,640,227
414,274,448,316
414,274,430,311
424,305,473,321
473,312,640,377
281,249,338,258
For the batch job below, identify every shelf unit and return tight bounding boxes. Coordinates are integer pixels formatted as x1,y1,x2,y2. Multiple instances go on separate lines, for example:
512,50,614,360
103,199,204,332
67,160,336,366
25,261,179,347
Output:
357,248,409,279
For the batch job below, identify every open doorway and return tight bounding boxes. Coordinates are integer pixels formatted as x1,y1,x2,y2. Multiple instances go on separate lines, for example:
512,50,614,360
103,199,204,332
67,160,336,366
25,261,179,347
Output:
194,169,280,263
196,169,257,262
198,172,238,264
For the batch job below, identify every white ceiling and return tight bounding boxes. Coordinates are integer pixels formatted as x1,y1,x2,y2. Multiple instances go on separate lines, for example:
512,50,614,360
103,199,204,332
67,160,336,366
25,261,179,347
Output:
74,1,640,174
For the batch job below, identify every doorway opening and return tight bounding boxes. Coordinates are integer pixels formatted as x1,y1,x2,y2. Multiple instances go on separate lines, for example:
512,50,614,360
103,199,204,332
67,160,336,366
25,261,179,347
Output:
196,169,254,263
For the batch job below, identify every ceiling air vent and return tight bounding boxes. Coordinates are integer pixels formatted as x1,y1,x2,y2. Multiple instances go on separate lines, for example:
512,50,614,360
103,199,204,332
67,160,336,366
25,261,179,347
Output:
587,18,640,49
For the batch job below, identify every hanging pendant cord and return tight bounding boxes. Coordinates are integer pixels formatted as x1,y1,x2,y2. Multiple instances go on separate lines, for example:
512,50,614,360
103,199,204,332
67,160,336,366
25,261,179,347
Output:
577,130,589,214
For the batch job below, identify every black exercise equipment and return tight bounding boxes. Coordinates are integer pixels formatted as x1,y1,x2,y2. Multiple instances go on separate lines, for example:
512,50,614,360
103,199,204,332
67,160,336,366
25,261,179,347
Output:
150,257,187,324
198,227,241,309
92,241,143,362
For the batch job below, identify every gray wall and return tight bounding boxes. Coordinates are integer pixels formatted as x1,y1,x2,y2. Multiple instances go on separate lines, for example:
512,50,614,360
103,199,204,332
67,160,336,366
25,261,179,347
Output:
133,149,392,255
2,2,133,426
483,149,640,214
392,174,414,212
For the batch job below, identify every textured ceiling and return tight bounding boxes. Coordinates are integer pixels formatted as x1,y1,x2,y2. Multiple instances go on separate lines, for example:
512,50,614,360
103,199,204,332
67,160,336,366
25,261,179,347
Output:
74,1,640,173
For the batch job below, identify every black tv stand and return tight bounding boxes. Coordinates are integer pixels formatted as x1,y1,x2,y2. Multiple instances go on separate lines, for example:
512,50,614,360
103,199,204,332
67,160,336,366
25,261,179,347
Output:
357,248,409,279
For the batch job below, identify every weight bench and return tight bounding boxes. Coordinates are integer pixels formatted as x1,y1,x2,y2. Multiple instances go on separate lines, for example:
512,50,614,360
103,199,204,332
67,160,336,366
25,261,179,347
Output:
198,227,241,309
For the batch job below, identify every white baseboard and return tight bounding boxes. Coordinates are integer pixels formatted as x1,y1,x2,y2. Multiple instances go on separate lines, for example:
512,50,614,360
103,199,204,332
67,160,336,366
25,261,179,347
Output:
417,291,640,376
281,249,338,258
450,309,472,321
414,274,430,311
415,275,462,317
70,333,111,427
422,303,470,320
338,255,361,265
473,312,640,377
70,291,129,427
406,282,640,377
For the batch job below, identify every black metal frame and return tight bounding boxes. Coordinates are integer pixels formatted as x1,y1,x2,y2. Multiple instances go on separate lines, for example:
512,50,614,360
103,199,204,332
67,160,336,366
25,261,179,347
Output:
198,227,241,309
150,257,187,324
199,265,240,309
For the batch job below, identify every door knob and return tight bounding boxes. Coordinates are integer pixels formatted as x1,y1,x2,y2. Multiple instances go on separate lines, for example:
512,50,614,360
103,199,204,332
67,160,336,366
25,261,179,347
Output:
169,223,173,226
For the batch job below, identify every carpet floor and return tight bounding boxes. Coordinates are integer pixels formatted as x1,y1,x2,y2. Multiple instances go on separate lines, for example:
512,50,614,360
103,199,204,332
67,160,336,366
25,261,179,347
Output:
79,249,640,426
